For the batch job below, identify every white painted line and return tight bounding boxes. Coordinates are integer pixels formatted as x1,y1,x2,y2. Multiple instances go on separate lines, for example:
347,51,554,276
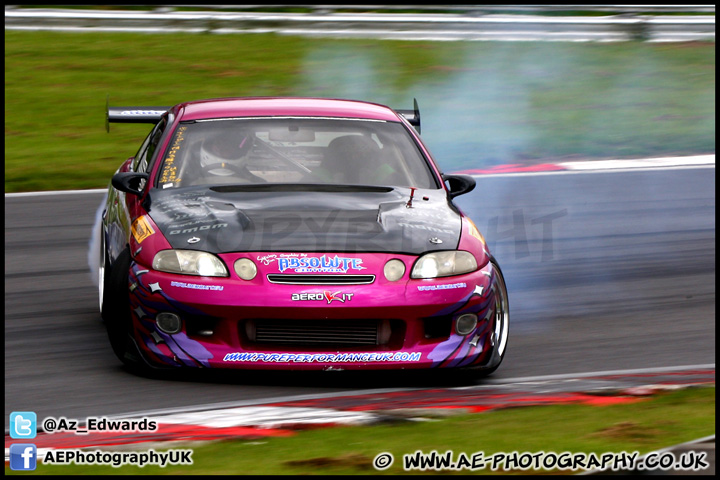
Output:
471,164,715,179
559,154,714,171
468,154,715,178
5,188,106,198
481,363,716,385
103,386,426,421
156,406,379,428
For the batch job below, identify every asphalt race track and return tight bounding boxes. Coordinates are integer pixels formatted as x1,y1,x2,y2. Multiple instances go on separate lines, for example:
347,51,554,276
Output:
4,166,715,423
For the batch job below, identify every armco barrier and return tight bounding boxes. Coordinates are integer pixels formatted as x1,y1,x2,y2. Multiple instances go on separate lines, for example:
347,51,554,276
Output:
4,6,715,42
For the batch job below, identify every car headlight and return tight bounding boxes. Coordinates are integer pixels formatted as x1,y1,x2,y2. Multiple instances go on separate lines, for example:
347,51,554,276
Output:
383,259,406,282
410,251,477,279
152,250,228,277
234,258,258,281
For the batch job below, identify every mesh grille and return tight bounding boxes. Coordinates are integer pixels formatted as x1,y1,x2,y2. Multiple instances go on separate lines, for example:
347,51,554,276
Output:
247,319,383,346
266,274,375,285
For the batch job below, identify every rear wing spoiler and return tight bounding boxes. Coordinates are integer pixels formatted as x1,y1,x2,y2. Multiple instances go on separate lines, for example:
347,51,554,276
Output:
106,98,422,133
396,98,421,134
106,105,169,132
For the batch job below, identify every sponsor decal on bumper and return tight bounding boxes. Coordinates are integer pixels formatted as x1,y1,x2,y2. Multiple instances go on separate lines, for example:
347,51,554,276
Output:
223,352,422,363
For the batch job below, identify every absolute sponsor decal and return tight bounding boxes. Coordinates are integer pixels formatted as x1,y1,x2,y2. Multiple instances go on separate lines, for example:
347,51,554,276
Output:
223,352,422,363
277,254,364,273
291,291,354,303
256,253,309,266
417,282,467,292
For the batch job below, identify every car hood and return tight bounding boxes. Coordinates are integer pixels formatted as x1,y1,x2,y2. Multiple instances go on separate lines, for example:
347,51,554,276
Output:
147,185,461,255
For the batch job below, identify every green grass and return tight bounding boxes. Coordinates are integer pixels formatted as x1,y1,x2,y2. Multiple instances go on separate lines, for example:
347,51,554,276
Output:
6,385,714,475
4,31,715,192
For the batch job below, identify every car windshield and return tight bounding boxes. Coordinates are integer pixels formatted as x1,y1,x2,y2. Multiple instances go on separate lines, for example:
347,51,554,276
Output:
156,118,439,189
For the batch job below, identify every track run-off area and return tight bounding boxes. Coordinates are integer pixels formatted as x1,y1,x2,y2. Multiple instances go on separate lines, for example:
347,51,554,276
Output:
5,155,715,470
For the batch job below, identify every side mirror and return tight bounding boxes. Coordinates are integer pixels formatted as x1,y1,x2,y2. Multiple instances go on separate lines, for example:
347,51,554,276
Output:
112,172,149,196
443,174,476,199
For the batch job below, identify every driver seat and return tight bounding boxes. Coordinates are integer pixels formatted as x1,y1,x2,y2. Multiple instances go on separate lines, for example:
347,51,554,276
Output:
322,135,382,184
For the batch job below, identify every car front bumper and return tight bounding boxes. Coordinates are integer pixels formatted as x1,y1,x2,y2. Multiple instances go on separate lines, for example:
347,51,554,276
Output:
125,252,502,371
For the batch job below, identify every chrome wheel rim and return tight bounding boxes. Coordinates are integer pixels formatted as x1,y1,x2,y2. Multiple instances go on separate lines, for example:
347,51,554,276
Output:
492,264,509,357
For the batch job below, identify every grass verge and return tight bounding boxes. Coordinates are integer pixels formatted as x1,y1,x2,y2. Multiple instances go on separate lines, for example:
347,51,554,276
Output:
5,31,715,192
6,385,714,475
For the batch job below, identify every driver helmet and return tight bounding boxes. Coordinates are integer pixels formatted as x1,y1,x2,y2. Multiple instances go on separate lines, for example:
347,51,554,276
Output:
200,131,253,174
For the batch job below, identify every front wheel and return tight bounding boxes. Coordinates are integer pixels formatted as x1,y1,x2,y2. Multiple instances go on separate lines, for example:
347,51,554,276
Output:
98,227,112,321
103,248,147,372
466,259,510,378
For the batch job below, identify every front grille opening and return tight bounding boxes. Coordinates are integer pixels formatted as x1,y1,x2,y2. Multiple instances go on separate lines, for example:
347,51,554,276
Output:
243,318,403,348
423,316,453,339
183,315,221,338
266,274,376,285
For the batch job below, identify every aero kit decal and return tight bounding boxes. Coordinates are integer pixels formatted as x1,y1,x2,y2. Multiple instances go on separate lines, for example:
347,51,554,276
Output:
291,291,354,303
131,215,155,243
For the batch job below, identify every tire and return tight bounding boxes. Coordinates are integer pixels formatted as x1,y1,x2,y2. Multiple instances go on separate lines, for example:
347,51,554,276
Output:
103,247,146,371
98,227,112,322
466,258,510,378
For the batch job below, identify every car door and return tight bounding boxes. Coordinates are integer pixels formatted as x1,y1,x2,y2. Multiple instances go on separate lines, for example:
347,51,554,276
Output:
106,116,169,265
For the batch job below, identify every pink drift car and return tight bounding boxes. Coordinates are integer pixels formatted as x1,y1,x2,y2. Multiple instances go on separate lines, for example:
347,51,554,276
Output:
100,97,509,377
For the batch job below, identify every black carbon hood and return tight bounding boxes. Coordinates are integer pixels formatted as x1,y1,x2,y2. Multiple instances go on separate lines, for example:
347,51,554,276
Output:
147,185,461,254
